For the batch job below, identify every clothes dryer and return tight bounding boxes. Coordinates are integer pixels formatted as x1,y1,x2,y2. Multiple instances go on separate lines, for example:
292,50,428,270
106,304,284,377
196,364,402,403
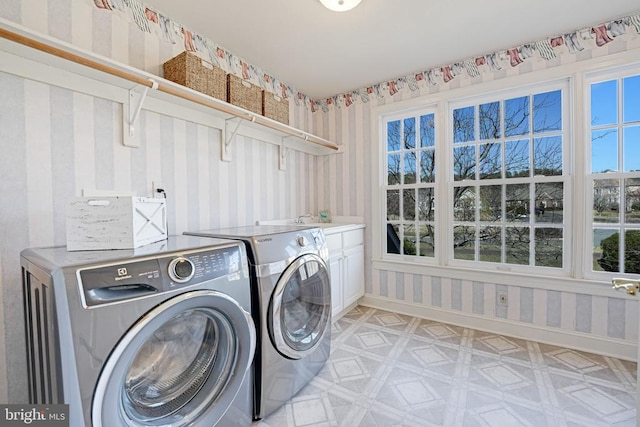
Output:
21,235,255,427
185,226,331,419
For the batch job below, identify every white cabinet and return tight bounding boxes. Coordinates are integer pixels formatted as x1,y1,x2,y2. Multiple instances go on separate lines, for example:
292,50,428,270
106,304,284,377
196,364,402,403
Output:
324,225,365,321
343,245,364,308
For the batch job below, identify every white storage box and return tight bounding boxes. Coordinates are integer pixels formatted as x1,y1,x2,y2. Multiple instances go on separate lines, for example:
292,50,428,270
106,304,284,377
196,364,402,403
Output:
66,197,167,251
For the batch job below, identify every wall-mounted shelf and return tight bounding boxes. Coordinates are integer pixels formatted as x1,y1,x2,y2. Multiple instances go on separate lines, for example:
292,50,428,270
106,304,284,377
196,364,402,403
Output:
0,18,340,166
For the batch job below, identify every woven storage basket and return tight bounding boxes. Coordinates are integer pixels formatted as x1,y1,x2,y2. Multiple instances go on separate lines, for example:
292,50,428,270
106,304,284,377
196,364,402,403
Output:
262,92,289,125
163,51,226,100
227,74,263,115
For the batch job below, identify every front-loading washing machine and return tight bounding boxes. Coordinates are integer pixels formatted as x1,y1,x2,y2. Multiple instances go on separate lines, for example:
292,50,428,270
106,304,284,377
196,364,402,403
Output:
185,226,332,419
21,235,255,426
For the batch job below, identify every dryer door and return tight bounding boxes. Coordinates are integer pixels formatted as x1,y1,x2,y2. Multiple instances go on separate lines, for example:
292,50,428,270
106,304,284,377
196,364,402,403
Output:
270,253,331,359
92,290,255,427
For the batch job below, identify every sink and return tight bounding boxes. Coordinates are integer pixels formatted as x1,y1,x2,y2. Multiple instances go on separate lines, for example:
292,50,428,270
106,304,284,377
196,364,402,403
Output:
295,222,337,228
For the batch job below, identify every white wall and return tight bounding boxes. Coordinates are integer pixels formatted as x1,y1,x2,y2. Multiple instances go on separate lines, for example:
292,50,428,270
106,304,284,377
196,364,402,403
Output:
0,0,318,403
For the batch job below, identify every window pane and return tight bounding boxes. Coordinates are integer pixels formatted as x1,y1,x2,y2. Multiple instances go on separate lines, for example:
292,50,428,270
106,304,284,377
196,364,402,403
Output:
479,143,502,179
593,229,619,272
506,184,529,222
387,120,401,151
594,179,620,224
535,227,563,268
420,114,435,147
533,90,562,133
506,227,530,265
625,178,640,224
534,136,562,175
591,80,618,126
505,139,530,177
535,183,563,224
387,190,400,220
479,101,501,140
505,96,530,137
623,125,640,172
479,226,502,262
418,224,435,257
454,226,475,260
480,185,502,222
592,129,619,173
418,188,435,221
387,224,401,254
402,189,416,221
623,75,640,123
453,106,475,143
404,117,416,149
387,154,401,185
625,230,640,274
403,224,417,255
404,152,416,184
454,186,475,221
420,150,435,183
454,146,476,181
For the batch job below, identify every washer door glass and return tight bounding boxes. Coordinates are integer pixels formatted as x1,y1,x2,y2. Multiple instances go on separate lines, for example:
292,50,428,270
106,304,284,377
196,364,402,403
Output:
93,290,255,427
271,253,331,359
124,309,231,422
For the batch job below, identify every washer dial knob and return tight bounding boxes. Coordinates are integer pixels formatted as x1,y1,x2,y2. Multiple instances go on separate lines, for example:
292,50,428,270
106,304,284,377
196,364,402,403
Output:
296,236,307,247
168,257,195,283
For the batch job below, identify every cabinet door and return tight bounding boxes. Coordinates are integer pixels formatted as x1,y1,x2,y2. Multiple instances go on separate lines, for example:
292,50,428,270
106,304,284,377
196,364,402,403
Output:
343,245,364,307
329,253,344,319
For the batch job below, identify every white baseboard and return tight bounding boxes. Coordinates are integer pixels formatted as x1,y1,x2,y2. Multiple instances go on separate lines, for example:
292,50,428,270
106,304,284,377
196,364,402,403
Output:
359,295,637,362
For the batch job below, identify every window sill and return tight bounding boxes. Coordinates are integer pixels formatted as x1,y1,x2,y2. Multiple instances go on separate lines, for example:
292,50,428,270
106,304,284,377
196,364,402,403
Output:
372,258,629,299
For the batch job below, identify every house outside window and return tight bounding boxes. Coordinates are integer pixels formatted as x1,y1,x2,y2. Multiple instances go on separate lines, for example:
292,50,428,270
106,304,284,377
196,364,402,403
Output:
449,81,570,271
587,69,640,278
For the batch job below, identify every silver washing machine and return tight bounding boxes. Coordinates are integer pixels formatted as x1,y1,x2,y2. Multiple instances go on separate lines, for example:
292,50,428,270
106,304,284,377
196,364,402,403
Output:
21,235,255,426
185,226,332,419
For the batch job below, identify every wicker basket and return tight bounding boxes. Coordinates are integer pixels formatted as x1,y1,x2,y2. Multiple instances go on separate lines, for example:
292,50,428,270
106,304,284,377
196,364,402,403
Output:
163,51,226,101
262,92,289,125
227,74,263,115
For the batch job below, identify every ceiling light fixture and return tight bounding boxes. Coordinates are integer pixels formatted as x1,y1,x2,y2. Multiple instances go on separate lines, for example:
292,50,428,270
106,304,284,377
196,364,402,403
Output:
318,0,362,12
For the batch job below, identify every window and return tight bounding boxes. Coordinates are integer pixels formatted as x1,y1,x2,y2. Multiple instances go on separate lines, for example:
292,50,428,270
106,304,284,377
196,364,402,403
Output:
377,61,640,285
384,109,436,258
450,83,569,270
588,71,640,277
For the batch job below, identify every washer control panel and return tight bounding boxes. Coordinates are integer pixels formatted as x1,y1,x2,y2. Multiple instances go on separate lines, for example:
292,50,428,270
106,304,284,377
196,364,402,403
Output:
78,244,244,306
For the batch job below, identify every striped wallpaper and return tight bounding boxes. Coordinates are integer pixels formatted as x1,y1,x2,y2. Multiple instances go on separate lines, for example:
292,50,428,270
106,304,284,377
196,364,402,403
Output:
1,0,640,405
0,0,318,402
316,22,640,365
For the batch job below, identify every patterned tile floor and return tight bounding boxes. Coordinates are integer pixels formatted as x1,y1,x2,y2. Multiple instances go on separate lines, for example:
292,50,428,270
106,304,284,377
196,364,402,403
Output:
253,306,637,427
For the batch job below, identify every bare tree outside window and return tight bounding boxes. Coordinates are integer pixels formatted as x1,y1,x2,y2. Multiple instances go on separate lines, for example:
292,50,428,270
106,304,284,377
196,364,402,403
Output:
451,88,565,267
385,111,436,257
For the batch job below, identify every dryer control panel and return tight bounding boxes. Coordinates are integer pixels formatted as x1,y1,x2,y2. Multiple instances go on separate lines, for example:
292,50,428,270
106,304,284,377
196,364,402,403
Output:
79,245,243,307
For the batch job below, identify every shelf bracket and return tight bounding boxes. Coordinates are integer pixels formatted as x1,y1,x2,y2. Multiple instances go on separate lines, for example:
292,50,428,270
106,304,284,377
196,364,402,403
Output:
222,117,246,162
123,79,158,148
279,136,295,171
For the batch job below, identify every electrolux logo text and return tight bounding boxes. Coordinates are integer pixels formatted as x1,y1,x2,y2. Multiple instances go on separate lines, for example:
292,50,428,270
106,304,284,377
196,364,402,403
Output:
0,405,68,426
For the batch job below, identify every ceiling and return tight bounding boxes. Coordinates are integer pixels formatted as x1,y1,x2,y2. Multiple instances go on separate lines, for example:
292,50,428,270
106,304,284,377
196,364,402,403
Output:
143,0,640,99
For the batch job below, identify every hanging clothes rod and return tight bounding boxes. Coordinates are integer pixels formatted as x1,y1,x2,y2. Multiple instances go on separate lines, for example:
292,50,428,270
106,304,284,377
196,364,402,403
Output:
0,24,338,152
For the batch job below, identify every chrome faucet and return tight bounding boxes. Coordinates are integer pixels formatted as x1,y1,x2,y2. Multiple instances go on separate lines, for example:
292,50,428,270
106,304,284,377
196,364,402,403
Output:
295,214,313,224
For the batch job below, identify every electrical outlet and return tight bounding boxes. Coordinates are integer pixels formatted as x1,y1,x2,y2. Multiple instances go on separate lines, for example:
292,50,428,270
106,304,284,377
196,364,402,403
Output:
497,292,508,306
152,181,165,198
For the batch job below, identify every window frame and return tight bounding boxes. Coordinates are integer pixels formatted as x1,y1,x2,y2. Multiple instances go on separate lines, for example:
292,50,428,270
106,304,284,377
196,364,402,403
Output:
371,52,640,292
583,64,640,281
446,79,573,276
381,105,440,264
